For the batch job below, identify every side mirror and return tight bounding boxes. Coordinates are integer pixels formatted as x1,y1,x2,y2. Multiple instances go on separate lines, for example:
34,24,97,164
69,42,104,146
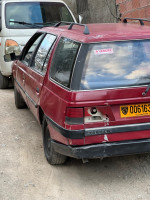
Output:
4,53,20,62
78,15,83,24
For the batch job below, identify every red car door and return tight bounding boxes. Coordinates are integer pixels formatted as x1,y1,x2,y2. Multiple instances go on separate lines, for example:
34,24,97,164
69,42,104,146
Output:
24,34,57,118
16,33,45,104
13,33,45,104
13,60,27,102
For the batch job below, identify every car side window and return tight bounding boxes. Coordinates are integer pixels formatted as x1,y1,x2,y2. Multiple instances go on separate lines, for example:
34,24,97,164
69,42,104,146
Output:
50,37,80,88
32,34,56,75
22,33,44,66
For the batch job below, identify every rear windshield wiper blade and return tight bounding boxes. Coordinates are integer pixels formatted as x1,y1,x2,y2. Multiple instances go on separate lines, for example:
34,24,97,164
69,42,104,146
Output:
9,20,41,28
142,83,150,96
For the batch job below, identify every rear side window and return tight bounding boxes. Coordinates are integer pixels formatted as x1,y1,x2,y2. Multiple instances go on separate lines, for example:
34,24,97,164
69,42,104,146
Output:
50,37,80,88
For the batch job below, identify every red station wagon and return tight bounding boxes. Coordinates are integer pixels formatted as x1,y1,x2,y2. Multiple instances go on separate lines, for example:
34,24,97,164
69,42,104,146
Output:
11,19,150,164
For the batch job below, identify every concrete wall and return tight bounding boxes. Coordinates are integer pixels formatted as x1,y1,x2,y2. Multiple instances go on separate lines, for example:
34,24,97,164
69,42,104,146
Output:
64,0,118,23
116,0,150,25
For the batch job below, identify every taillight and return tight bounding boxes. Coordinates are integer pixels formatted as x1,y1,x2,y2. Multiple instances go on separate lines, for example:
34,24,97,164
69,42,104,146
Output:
84,107,109,123
65,108,84,125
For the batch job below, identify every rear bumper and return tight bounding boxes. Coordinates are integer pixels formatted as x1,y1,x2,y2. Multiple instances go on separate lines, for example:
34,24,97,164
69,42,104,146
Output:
47,115,150,139
52,139,150,159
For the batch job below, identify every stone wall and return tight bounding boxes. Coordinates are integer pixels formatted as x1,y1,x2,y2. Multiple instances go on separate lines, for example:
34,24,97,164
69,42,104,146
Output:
63,0,118,23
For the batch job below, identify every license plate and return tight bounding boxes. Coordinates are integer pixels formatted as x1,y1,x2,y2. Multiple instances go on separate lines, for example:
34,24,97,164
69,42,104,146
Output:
120,103,150,118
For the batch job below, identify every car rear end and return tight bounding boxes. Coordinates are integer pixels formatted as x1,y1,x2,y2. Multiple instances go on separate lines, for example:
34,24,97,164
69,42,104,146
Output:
51,35,150,159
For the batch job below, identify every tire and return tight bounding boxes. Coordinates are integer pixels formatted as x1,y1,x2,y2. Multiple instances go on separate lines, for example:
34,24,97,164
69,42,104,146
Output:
0,72,9,89
42,116,67,165
14,84,26,109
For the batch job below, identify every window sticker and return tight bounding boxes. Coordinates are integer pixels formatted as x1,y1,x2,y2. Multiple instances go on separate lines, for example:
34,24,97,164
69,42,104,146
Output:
94,48,114,55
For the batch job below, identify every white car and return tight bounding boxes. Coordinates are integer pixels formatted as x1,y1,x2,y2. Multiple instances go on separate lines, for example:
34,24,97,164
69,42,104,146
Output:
0,0,76,88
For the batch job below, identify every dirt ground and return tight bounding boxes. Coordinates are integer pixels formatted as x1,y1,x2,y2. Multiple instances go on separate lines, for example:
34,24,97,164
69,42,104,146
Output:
1,89,150,200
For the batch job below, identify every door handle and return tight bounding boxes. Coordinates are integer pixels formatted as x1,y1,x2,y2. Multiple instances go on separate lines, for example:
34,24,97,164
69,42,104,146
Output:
36,87,40,93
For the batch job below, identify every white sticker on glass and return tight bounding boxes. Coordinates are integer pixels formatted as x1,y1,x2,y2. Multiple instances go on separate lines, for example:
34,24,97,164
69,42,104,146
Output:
94,48,114,55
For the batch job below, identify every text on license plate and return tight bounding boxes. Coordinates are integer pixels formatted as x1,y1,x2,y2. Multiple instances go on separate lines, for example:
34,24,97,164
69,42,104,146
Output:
120,103,150,118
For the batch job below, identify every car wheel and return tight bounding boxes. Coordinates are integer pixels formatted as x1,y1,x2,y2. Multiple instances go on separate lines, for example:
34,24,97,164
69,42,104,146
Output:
0,72,9,89
42,116,67,165
14,84,26,109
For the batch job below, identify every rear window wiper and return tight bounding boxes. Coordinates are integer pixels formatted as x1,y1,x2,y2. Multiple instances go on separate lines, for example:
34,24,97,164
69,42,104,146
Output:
9,20,41,28
142,83,150,96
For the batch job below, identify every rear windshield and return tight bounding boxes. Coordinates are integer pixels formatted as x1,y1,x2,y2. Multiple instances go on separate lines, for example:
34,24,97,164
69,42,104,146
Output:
80,40,150,90
5,2,74,29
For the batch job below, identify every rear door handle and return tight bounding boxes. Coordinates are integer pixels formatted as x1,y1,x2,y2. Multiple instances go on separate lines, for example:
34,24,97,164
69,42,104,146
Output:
36,87,40,93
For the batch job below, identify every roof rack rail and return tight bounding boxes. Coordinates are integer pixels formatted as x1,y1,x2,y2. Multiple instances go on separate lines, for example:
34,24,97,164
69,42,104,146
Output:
54,21,90,35
54,21,72,27
123,18,150,25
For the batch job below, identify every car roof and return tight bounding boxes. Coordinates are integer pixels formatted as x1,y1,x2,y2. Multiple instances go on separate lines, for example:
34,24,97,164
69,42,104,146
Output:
41,23,150,43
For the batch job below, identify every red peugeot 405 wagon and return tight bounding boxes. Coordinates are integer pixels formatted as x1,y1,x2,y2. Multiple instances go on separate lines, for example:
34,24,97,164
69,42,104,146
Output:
11,19,150,164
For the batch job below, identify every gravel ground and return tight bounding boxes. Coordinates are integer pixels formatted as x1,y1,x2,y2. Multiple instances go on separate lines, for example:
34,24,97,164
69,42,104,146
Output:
1,89,150,200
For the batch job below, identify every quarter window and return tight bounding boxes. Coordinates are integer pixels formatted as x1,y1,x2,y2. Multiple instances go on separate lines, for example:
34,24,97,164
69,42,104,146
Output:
50,37,80,88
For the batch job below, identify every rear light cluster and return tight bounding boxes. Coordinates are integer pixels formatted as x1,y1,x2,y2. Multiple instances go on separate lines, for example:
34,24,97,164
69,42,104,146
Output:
65,108,84,125
65,107,109,125
84,107,109,123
